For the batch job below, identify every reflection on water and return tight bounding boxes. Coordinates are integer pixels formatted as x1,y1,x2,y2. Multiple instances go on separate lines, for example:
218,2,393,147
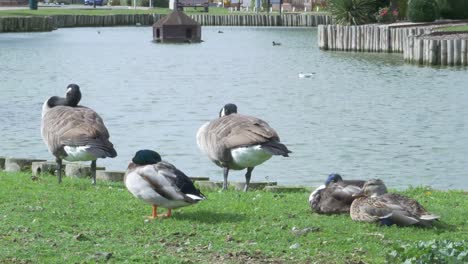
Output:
1,26,467,190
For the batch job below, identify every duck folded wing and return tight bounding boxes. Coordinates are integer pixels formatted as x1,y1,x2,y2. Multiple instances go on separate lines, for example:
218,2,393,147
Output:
380,193,428,215
136,164,198,203
331,185,362,203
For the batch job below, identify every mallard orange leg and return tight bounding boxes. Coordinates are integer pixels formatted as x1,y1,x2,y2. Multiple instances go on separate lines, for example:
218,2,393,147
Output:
166,209,172,218
150,205,158,219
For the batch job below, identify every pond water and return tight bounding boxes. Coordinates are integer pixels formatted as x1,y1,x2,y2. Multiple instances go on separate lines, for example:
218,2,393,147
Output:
1,26,467,190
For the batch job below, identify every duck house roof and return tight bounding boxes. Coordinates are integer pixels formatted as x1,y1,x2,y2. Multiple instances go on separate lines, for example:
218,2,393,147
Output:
153,10,200,27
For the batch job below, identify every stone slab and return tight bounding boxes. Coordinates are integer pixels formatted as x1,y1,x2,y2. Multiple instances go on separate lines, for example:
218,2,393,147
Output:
31,161,60,176
4,158,47,172
189,176,210,182
65,163,105,178
196,181,223,191
96,170,125,182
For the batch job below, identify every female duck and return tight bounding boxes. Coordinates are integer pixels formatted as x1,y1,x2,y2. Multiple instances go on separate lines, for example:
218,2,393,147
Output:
309,173,365,214
350,179,439,227
125,149,205,218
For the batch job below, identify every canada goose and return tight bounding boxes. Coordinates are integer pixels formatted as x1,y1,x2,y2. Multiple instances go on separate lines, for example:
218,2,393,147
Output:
41,84,117,184
350,179,440,227
197,103,291,191
272,41,281,46
309,173,365,214
125,149,205,218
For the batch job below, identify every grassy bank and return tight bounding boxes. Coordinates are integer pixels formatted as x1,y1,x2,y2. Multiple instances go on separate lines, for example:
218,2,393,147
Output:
437,25,468,32
0,171,467,263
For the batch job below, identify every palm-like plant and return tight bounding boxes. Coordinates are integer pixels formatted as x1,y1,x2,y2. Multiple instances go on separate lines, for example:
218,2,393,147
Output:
329,0,377,25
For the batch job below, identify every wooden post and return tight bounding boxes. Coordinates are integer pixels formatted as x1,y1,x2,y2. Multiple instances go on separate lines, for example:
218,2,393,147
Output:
454,39,462,66
441,40,447,66
462,39,467,66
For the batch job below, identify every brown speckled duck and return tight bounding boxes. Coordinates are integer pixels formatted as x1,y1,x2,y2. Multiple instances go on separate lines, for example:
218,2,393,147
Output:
350,179,440,227
309,173,365,214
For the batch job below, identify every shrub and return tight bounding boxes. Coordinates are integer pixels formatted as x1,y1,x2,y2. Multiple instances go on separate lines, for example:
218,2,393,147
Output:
437,0,468,19
388,240,468,263
395,0,408,19
329,0,377,25
375,6,398,23
407,0,439,22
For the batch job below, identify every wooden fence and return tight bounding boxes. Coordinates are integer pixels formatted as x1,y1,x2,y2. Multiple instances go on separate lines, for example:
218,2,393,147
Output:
0,13,332,32
318,24,468,66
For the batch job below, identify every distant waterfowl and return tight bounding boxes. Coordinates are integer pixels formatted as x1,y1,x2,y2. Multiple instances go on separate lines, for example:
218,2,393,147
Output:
41,84,117,184
218,30,224,33
309,173,365,214
298,72,315,78
125,149,205,219
350,179,440,227
272,41,281,46
197,103,291,191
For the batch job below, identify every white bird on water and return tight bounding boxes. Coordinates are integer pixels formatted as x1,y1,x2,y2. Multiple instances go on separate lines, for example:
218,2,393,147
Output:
298,72,315,78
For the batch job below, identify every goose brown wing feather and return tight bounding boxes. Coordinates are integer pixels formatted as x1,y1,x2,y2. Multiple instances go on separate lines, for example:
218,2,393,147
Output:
209,114,279,149
42,106,114,156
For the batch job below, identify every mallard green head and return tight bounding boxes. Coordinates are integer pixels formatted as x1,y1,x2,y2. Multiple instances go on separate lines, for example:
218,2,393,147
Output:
325,173,343,186
132,149,162,165
360,179,387,197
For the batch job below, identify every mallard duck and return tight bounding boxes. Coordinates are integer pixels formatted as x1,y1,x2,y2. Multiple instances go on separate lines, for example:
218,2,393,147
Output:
125,150,205,218
41,84,117,184
309,173,365,214
197,103,291,191
350,179,440,227
272,41,281,46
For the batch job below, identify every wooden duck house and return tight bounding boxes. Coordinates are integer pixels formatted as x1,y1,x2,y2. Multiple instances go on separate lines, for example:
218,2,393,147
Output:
152,11,201,43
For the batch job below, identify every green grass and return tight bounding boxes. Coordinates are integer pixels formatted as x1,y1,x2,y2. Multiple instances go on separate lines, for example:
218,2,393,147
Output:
436,25,468,32
1,171,467,263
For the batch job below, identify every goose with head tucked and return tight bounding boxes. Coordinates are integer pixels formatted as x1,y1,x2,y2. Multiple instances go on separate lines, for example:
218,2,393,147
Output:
197,103,291,191
41,84,117,184
350,179,440,227
125,149,205,219
309,173,365,214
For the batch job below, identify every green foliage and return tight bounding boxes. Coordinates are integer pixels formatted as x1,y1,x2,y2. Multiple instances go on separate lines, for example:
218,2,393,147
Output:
388,240,468,263
437,0,468,19
154,0,169,7
395,0,408,19
407,0,439,22
375,6,398,23
329,0,377,25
